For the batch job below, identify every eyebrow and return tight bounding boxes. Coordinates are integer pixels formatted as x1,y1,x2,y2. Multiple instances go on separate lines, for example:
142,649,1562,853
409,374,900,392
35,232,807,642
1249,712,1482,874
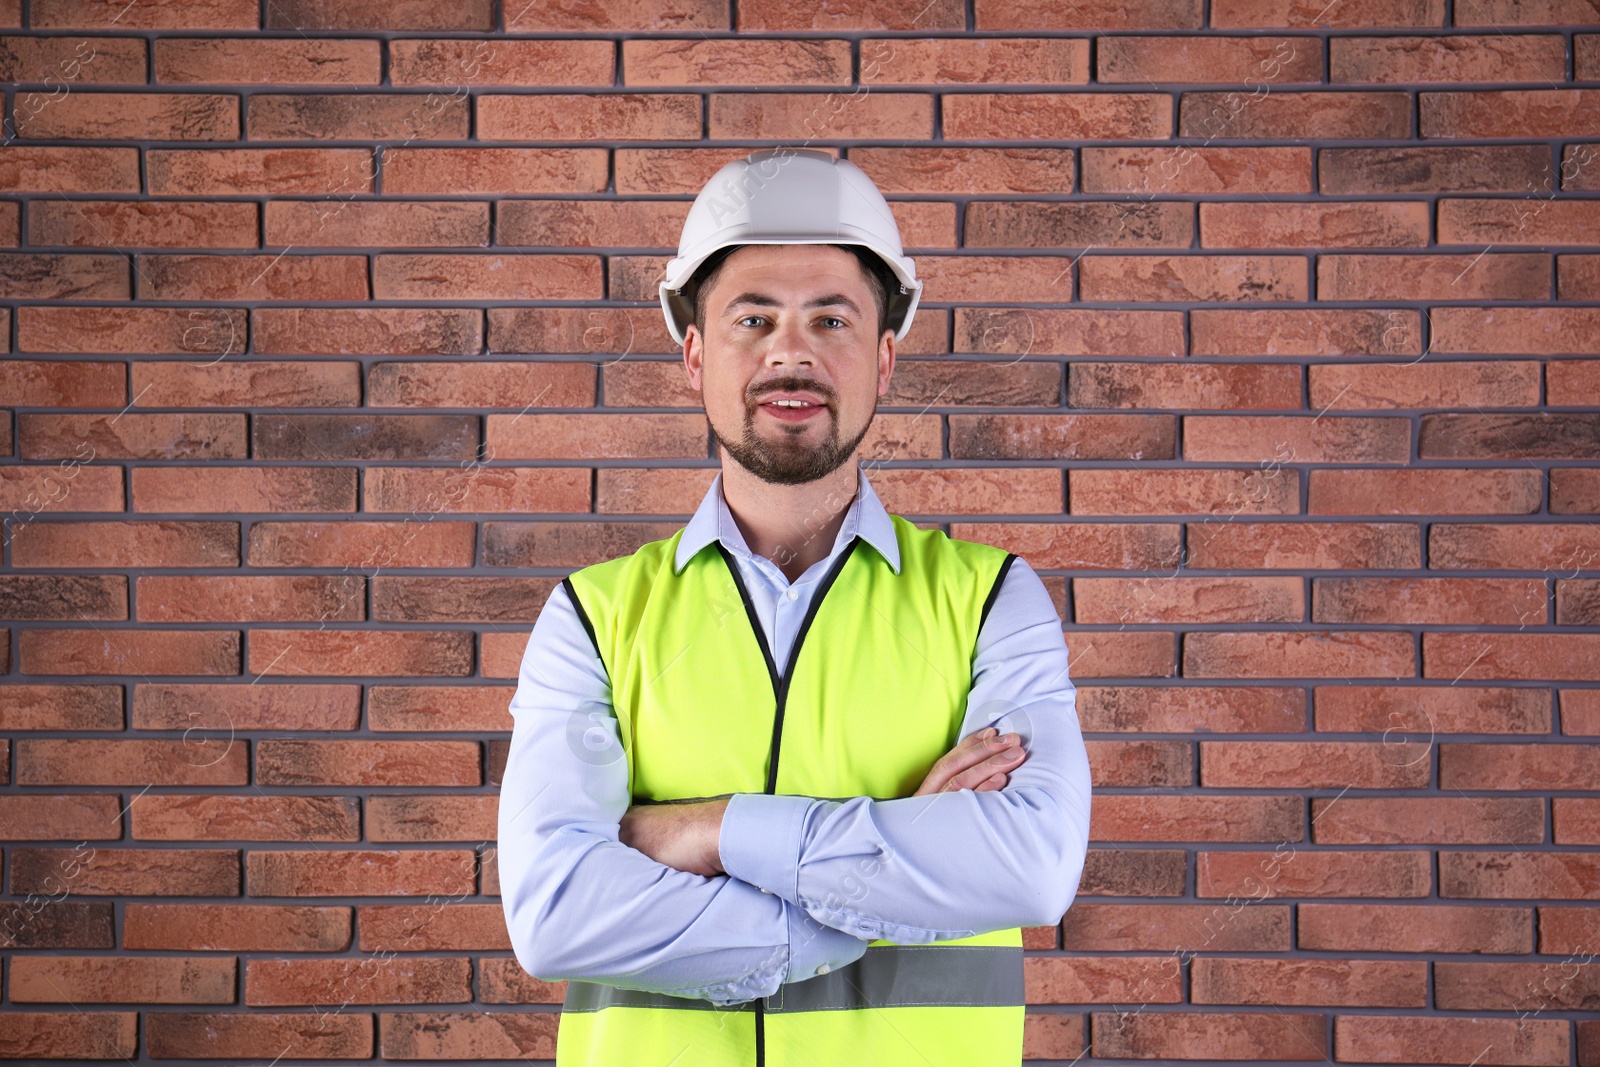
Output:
722,292,864,318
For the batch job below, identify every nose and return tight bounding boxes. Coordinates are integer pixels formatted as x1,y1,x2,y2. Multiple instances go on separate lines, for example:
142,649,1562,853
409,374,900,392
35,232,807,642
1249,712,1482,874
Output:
762,313,816,369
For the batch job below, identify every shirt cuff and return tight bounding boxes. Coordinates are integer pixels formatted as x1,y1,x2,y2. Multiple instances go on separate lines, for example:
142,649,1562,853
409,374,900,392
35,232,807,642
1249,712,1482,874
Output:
783,902,869,985
719,792,815,900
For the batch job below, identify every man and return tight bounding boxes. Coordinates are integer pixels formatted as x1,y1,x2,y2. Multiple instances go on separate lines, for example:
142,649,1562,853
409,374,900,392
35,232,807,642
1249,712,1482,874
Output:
498,148,1093,1067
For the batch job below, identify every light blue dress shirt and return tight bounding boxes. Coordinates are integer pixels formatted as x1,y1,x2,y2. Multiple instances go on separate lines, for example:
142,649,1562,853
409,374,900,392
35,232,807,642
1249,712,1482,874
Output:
497,465,1092,1008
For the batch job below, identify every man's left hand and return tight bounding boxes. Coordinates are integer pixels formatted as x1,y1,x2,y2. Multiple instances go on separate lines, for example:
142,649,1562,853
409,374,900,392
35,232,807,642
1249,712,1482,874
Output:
619,797,731,878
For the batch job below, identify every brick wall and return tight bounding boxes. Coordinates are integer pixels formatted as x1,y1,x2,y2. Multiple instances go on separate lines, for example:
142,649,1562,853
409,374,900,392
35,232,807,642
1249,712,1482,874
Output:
1,0,1598,1062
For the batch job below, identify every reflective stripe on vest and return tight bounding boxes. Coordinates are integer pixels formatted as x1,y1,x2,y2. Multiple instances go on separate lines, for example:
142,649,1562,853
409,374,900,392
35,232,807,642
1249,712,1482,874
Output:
555,513,1022,1067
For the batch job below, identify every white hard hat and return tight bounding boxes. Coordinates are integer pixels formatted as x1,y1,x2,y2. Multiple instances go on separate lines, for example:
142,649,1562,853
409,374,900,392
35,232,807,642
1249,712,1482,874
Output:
658,147,922,345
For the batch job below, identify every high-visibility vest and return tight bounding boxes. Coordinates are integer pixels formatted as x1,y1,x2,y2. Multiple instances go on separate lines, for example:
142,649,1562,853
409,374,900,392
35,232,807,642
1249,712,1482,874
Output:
554,513,1024,1067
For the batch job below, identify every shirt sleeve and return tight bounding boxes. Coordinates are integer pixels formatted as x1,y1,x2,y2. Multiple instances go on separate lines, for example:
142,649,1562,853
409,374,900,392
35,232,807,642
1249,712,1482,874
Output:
716,556,1093,943
497,582,871,1007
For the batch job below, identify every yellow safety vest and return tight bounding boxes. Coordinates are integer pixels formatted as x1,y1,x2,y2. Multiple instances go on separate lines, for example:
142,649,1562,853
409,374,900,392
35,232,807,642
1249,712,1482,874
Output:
555,513,1023,1067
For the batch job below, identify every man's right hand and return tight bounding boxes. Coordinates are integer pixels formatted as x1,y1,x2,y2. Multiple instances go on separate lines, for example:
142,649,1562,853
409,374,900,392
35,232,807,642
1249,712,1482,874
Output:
912,727,1028,797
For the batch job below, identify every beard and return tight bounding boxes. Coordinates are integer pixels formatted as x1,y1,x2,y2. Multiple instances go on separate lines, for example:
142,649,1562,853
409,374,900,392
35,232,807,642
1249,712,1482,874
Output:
709,384,876,486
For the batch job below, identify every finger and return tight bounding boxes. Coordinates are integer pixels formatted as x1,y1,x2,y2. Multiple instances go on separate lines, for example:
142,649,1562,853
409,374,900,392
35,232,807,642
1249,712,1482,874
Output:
972,771,1008,792
920,734,1015,795
942,741,1026,792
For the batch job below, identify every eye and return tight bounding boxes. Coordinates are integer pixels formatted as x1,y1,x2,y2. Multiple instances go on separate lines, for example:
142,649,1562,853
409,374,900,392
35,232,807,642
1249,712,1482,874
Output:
736,315,767,328
819,316,847,329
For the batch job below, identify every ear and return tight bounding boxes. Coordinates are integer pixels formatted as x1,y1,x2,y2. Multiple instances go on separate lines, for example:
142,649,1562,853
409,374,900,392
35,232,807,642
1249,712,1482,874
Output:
877,327,896,397
684,323,703,392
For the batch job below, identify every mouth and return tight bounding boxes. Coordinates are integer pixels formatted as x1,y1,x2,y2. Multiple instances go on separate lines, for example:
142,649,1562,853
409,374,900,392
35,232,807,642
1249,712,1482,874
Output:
757,400,827,423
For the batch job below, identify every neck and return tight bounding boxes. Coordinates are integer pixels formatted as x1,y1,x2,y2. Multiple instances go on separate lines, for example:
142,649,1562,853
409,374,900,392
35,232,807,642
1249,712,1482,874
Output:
720,458,860,583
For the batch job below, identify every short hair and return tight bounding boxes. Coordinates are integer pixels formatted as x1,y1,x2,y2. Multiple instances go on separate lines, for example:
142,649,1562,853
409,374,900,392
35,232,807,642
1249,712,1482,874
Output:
688,243,896,341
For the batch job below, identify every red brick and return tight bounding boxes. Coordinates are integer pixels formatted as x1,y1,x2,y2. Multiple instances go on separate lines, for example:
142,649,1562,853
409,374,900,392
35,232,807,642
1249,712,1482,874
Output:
1082,145,1310,194
1201,200,1429,247
19,305,245,356
0,684,121,730
1081,254,1307,302
1437,959,1600,1012
1433,307,1600,355
1314,684,1551,734
483,412,702,460
9,955,233,1003
1186,415,1406,463
0,1011,137,1059
132,466,355,513
254,413,478,462
391,38,610,86
1309,360,1540,410
363,466,590,514
1225,511,1372,578
621,38,843,86
1203,740,1429,788
16,91,237,140
1078,686,1304,733
0,793,123,840
10,846,240,896
368,686,514,732
18,737,245,787
131,794,359,842
950,413,1174,461
945,93,1168,140
1192,957,1426,1006
148,147,373,196
247,520,475,569
956,308,1186,357
874,468,1064,515
1443,850,1600,899
1552,469,1600,514
0,33,145,82
370,363,591,412
368,795,498,842
0,145,138,192
508,0,721,30
1182,89,1409,139
372,576,558,623
1315,797,1545,844
1028,955,1181,1004
10,520,237,568
1537,904,1600,953
357,903,508,952
1094,1009,1327,1060
1309,469,1542,515
0,573,124,619
1439,199,1600,246
265,199,487,247
497,200,685,249
0,252,127,299
246,956,471,1006
138,253,367,302
1560,255,1600,301
1562,689,1600,735
248,629,473,677
19,629,238,677
380,1011,557,1061
976,0,1201,28
135,575,363,624
1023,1013,1086,1062
952,521,1180,571
1555,799,1600,844
132,682,359,732
1560,579,1600,626
1314,577,1546,625
257,739,480,787
1441,742,1600,790
1072,468,1299,515
266,0,491,29
488,306,675,356
1061,630,1175,678
1335,1016,1567,1066
1210,0,1444,26
0,902,116,953
31,199,256,248
247,848,475,897
742,0,960,28
132,360,360,408
250,92,466,140
1424,89,1600,139
123,903,350,951
33,0,255,27
1431,523,1600,571
19,412,244,461
1091,794,1301,841
1333,34,1565,82
477,92,695,141
1459,0,1599,23
1072,362,1301,411
1192,307,1421,356
1184,630,1415,678
1076,575,1300,624
1198,849,1429,897
1299,902,1530,952
0,464,119,516
850,147,1072,194
0,360,124,406
711,91,933,140
1319,252,1548,301
479,631,525,679
473,959,563,1004
1061,902,1289,952
1100,35,1319,82
374,257,601,307
1319,145,1551,194
146,1011,370,1059
383,147,608,195
254,307,481,355
155,36,379,84
863,36,1088,84
1422,412,1600,460
1426,633,1600,681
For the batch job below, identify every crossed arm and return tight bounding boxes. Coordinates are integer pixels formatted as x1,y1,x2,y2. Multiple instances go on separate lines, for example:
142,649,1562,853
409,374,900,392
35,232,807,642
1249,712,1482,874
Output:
498,561,1091,1005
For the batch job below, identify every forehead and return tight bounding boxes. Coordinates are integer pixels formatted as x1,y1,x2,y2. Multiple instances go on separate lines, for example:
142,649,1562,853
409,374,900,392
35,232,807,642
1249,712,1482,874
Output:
711,244,871,297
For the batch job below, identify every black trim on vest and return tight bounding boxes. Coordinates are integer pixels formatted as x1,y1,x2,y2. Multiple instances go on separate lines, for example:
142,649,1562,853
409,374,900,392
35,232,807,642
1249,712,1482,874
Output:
977,552,1017,638
560,576,611,685
714,535,863,1067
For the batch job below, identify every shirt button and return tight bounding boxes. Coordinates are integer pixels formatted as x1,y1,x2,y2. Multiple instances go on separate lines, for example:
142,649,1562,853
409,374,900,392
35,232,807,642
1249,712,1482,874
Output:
815,964,831,976
760,887,773,894
786,587,798,601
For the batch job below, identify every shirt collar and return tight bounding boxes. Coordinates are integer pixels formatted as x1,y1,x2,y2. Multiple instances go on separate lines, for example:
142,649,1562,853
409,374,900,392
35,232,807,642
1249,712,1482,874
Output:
673,466,902,576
